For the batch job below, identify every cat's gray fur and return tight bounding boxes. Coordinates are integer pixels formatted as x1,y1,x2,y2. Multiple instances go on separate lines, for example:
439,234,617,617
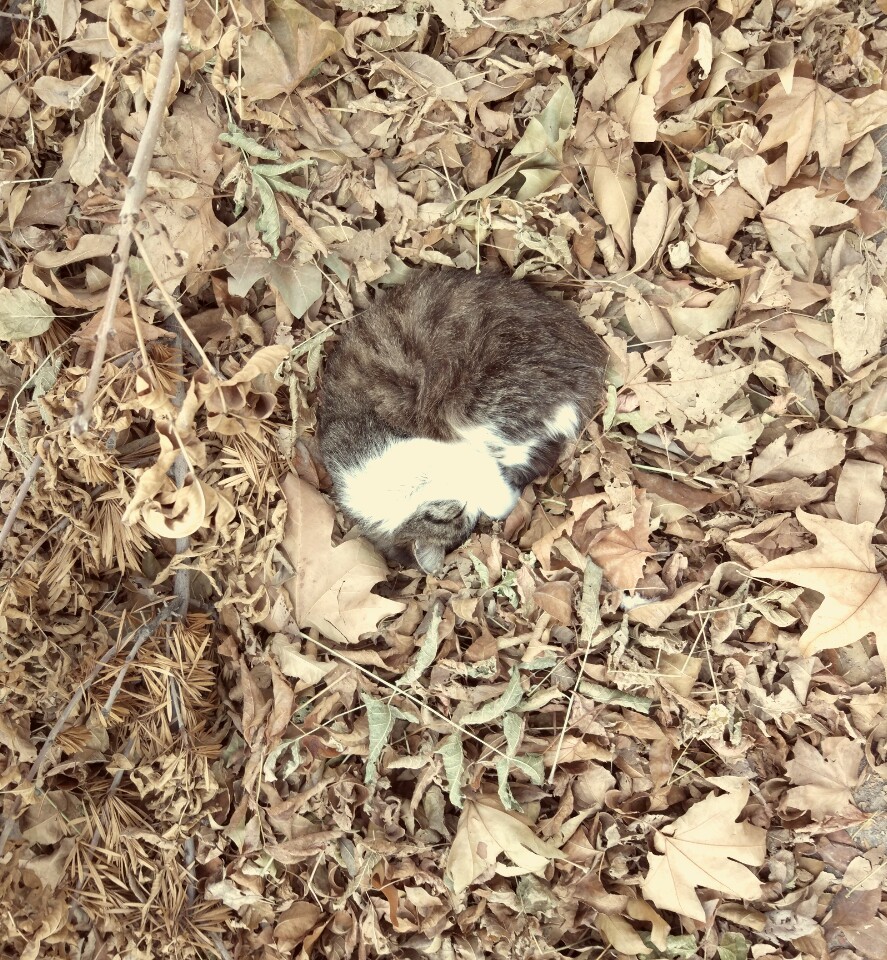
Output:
316,268,607,571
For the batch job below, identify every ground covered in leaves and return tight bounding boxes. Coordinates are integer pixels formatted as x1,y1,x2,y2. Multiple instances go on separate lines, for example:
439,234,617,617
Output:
1,0,887,958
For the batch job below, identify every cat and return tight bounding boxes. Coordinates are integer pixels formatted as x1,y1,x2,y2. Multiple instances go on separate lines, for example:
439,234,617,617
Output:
316,267,608,572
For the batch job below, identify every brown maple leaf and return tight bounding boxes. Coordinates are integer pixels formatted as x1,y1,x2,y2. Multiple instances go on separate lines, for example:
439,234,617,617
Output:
641,785,767,922
783,738,864,820
588,497,653,590
445,796,561,897
757,77,851,182
754,510,887,662
279,475,404,644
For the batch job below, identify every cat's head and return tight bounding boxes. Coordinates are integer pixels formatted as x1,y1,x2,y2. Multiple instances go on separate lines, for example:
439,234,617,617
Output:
369,498,477,573
328,435,518,573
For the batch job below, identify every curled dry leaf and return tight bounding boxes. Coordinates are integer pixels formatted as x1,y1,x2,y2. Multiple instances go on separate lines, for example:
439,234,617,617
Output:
198,344,289,438
445,795,562,897
123,427,234,539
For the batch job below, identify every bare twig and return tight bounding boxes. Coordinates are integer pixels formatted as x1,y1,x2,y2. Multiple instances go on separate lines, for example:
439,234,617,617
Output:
168,319,191,732
548,559,603,784
182,837,197,906
210,933,235,960
133,231,215,372
99,610,176,721
71,0,186,435
0,454,42,553
30,602,182,782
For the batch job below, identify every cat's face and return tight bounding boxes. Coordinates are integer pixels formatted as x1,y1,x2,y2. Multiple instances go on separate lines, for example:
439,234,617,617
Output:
370,498,478,573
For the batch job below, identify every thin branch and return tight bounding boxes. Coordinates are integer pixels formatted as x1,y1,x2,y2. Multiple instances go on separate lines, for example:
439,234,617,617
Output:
167,319,191,732
0,454,42,552
71,0,186,435
548,559,603,784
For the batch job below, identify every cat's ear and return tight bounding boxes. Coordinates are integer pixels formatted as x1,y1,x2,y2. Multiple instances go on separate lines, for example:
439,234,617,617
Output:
413,540,446,573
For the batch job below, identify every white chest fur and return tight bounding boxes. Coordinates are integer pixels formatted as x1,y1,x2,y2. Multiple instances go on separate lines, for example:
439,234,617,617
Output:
338,402,580,535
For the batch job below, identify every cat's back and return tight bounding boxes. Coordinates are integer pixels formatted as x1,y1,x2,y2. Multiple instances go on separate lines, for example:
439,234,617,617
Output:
320,269,606,442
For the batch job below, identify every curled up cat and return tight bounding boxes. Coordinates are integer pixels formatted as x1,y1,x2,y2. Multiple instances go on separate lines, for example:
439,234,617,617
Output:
316,268,608,573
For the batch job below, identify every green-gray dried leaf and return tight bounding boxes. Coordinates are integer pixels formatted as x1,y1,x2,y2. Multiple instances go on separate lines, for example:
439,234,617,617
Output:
0,289,56,341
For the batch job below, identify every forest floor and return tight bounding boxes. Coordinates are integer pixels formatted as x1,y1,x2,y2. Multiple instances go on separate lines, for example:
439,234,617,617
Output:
1,1,887,958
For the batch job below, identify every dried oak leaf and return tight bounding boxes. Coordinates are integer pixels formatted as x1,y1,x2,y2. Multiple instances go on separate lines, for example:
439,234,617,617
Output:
641,785,766,922
754,510,887,661
280,475,404,645
783,738,864,820
445,795,562,897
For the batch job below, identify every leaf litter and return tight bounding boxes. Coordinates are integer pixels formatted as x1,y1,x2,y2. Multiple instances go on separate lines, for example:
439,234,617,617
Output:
1,1,887,958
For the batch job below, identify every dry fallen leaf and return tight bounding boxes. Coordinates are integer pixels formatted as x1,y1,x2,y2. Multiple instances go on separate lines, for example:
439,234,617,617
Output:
267,0,344,90
588,497,653,591
829,262,887,373
754,510,887,662
760,188,855,279
747,428,846,484
783,738,864,819
834,460,885,526
641,786,767,922
280,475,404,644
757,76,853,182
445,795,562,896
0,288,56,341
6,1,887,955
